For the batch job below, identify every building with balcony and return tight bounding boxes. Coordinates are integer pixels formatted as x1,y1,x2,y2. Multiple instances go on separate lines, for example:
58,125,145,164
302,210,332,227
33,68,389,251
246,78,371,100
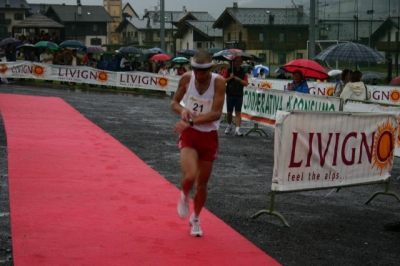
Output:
0,0,30,39
213,3,309,65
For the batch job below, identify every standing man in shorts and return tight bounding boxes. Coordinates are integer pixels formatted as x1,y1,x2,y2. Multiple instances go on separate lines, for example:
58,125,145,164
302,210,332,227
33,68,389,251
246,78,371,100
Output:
170,51,225,237
223,56,249,136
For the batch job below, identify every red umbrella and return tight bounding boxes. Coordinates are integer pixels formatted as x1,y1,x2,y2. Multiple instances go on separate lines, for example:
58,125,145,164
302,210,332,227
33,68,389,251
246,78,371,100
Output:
390,77,400,85
282,59,329,80
150,54,171,61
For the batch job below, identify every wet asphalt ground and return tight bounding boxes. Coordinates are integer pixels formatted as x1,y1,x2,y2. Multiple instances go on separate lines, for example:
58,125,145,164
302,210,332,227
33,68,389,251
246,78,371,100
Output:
0,82,399,266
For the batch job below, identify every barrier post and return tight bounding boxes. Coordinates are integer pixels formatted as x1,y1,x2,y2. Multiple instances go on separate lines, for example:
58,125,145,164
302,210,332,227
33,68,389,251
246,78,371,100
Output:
251,191,290,227
245,123,268,137
364,179,400,205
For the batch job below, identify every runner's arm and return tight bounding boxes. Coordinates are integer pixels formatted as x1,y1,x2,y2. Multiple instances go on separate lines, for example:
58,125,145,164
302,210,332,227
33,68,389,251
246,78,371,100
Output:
170,72,191,120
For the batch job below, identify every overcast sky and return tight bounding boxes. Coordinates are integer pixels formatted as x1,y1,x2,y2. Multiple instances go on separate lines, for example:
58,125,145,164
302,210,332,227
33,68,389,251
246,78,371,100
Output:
27,0,304,19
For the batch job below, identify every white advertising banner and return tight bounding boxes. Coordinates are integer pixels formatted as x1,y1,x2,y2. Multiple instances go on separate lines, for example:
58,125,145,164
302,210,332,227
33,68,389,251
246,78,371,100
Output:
0,61,180,92
242,87,341,125
272,111,397,191
344,101,400,157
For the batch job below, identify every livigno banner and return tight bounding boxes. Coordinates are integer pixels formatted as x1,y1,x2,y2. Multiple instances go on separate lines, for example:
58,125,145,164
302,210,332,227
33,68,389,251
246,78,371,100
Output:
272,111,397,191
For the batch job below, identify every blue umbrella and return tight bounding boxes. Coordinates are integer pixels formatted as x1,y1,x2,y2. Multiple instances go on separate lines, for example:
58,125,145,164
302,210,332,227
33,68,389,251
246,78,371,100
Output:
252,64,269,76
150,47,165,54
178,49,197,57
119,46,142,54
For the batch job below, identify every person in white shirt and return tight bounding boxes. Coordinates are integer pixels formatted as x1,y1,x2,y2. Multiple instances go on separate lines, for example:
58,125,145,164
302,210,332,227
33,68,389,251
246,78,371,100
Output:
170,51,225,237
40,48,53,65
169,63,177,75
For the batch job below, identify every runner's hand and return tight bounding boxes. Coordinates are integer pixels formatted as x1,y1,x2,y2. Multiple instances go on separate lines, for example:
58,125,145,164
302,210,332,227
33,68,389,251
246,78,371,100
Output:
174,121,190,135
181,108,192,122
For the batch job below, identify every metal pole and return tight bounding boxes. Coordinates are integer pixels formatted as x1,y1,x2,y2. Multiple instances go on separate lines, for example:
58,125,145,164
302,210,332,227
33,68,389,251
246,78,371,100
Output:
74,12,77,40
309,0,316,59
160,0,165,52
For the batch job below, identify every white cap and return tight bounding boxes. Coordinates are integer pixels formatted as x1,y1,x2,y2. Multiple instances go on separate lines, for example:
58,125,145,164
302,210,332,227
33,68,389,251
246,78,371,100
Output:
115,50,119,53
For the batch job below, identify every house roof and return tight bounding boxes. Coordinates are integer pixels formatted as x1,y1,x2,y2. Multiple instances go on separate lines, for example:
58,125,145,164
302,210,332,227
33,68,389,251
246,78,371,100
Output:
47,4,114,23
122,2,138,18
0,0,30,9
28,3,51,14
185,21,222,37
116,17,176,32
13,12,64,29
145,10,215,23
213,7,309,28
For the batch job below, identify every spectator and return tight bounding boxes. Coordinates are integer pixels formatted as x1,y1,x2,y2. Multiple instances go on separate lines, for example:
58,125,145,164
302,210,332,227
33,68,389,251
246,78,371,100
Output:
40,48,54,65
131,56,142,71
5,44,16,62
223,56,249,136
177,64,186,76
169,63,177,75
286,70,309,93
16,47,25,60
256,69,266,79
120,53,132,71
106,54,119,71
84,53,96,68
158,61,168,75
340,70,371,101
97,54,107,70
27,50,38,62
70,49,81,66
334,69,352,97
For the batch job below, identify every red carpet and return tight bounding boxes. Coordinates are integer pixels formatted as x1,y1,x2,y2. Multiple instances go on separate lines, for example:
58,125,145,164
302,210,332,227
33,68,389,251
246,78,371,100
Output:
0,93,280,266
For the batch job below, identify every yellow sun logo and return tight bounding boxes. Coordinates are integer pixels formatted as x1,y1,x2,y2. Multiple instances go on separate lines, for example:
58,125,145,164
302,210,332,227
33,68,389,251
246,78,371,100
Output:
397,117,400,148
389,89,400,103
97,71,108,83
371,118,396,175
259,81,273,89
32,65,46,78
325,85,334,96
0,64,8,74
157,77,169,88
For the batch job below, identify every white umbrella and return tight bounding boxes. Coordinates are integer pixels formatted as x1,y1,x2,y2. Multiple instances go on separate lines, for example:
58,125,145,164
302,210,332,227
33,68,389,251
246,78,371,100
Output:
328,69,342,76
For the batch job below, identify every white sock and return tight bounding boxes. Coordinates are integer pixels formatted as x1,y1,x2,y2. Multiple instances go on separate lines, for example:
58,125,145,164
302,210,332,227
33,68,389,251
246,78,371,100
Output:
227,123,232,128
235,127,240,131
191,213,199,220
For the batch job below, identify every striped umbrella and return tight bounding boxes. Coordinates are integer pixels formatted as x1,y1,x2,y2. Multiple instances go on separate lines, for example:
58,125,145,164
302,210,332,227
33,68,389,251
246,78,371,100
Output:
315,42,387,63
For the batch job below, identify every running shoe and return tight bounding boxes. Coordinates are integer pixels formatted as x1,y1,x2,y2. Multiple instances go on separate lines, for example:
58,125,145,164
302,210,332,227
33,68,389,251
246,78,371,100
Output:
224,125,232,134
234,129,243,136
177,191,189,218
189,214,203,237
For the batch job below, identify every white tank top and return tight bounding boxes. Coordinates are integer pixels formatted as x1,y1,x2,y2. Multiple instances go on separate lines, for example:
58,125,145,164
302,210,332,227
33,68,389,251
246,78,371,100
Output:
182,72,219,132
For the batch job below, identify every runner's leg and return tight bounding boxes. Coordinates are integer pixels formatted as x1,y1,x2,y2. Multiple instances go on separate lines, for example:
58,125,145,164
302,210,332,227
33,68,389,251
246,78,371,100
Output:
180,147,199,195
193,160,213,216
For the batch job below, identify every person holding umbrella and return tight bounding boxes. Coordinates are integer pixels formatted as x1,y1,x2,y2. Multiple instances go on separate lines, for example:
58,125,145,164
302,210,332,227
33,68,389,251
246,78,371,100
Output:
286,70,309,93
120,53,132,71
340,70,371,101
223,56,249,136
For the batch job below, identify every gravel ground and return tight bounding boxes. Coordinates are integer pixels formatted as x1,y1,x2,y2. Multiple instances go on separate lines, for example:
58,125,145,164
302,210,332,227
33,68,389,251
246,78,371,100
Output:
1,83,399,266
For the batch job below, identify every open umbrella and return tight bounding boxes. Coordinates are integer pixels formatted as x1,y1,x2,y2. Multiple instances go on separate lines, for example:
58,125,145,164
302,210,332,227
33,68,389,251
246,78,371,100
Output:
206,47,222,54
0,37,21,47
212,62,230,71
150,47,165,54
60,40,86,49
35,41,59,51
275,68,288,74
315,42,387,63
328,69,342,76
85,46,105,54
177,49,197,57
362,73,381,82
212,49,253,61
119,46,142,54
390,77,400,85
17,43,36,49
252,65,269,76
172,57,190,64
282,59,329,80
149,54,171,61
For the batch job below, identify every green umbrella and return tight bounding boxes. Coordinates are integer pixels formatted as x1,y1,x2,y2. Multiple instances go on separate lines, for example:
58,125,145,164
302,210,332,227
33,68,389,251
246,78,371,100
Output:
35,41,59,51
172,57,190,64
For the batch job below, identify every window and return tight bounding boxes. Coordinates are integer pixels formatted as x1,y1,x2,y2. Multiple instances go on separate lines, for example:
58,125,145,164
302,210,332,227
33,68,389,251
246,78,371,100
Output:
227,33,231,41
239,32,242,41
278,53,286,64
157,31,160,37
0,26,7,35
134,31,138,38
14,13,23,20
259,33,264,42
279,33,285,42
297,32,302,39
93,24,98,32
296,53,303,59
90,38,101,46
197,42,202,48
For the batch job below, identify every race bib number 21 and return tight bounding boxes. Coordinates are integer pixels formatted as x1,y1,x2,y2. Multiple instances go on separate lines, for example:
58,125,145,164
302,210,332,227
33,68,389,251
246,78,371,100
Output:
187,96,213,117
